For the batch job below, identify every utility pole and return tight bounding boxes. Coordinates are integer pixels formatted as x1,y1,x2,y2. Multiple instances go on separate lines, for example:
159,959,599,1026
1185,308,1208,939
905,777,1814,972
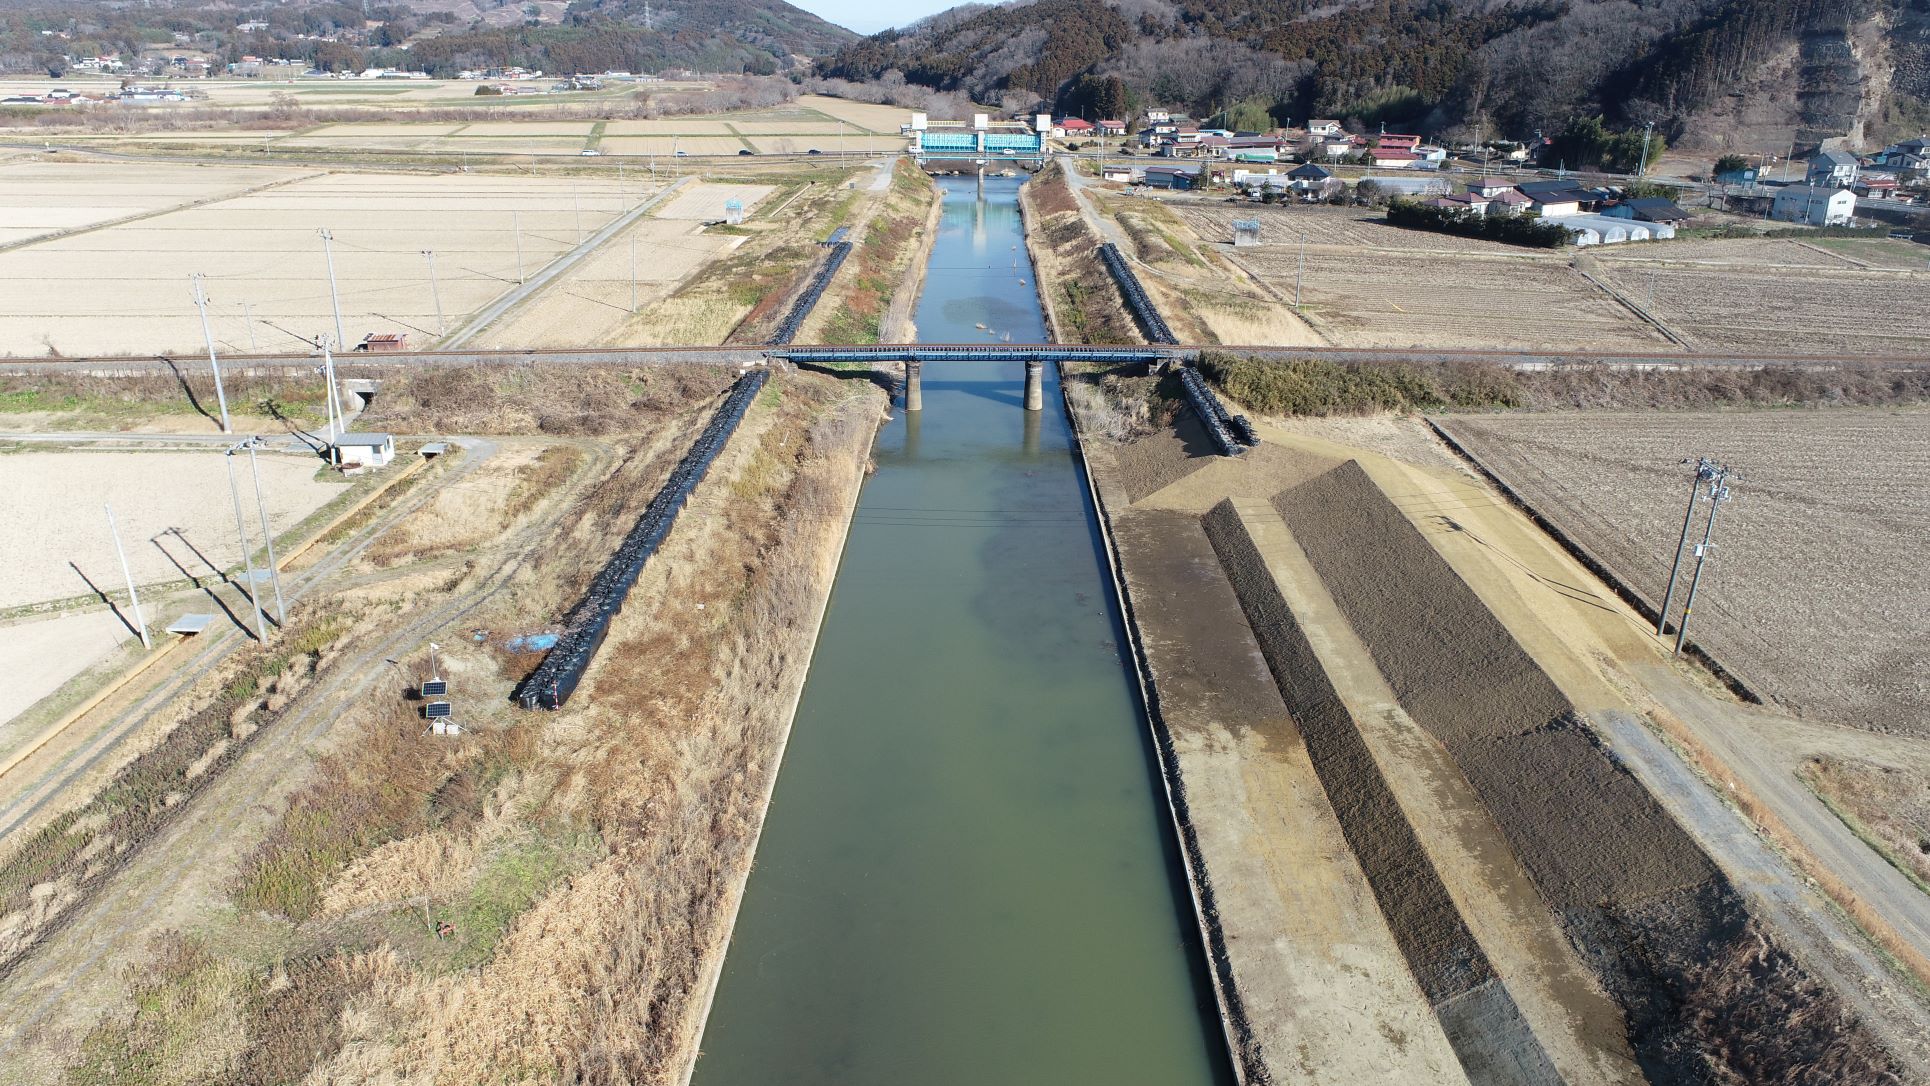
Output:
105,504,150,649
190,273,232,433
224,446,269,642
512,210,525,284
323,337,344,441
573,185,582,244
318,228,347,353
1675,467,1734,655
629,231,638,313
1658,458,1717,635
241,436,286,625
422,249,445,335
1639,120,1654,179
1295,233,1306,310
242,301,258,352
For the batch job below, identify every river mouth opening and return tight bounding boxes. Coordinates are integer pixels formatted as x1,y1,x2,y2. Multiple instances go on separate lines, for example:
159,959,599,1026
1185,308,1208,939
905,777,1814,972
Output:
689,175,1232,1086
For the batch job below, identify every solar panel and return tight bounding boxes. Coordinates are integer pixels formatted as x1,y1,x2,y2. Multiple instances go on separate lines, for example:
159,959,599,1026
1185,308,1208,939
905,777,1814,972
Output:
424,701,452,719
421,680,448,697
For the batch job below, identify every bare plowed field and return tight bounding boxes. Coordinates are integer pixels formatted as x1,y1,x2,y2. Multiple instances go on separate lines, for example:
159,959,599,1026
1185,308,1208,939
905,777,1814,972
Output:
1234,247,1665,350
0,170,647,356
0,160,308,248
1591,237,1849,268
1176,204,1519,255
1588,263,1930,354
1436,410,1930,733
0,448,346,610
475,219,745,348
653,182,774,220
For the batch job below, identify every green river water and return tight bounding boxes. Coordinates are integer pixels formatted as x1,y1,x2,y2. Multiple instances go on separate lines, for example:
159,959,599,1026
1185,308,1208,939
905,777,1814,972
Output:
689,175,1231,1085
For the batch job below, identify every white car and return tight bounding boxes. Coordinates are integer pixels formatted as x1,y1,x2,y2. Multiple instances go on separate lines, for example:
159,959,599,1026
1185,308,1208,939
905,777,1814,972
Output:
579,149,601,156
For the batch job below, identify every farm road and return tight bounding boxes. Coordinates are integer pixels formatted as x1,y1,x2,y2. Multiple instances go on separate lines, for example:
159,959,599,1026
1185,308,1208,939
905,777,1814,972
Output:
1582,702,1930,1072
440,175,694,349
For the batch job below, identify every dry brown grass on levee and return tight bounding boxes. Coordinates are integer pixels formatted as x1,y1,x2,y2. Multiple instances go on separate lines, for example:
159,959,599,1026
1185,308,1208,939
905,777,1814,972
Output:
1802,755,1930,893
1022,164,1139,344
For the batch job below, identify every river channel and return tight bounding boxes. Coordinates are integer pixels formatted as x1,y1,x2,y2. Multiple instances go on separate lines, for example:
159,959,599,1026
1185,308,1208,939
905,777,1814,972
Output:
689,175,1231,1085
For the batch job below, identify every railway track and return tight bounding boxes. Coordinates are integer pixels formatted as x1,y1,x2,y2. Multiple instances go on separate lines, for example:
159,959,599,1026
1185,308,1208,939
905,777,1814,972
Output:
3,342,1928,376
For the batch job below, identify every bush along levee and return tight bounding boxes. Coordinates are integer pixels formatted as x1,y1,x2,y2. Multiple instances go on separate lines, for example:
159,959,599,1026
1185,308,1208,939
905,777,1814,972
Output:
1386,199,1572,248
1197,352,1524,417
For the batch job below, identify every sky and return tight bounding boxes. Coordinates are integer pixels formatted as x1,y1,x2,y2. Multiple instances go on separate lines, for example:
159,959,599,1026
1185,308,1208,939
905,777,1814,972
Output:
793,0,959,34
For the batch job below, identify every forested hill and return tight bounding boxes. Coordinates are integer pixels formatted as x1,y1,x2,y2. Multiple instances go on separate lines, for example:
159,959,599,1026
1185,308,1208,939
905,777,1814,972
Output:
388,0,856,76
822,0,1930,145
0,0,856,78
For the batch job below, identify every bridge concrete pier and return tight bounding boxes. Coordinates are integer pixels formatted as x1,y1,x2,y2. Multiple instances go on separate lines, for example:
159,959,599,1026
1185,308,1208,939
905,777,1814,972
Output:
1023,360,1044,411
905,359,923,412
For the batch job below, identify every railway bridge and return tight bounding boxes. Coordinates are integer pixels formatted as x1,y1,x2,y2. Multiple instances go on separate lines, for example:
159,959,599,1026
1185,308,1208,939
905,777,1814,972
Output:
773,345,1170,411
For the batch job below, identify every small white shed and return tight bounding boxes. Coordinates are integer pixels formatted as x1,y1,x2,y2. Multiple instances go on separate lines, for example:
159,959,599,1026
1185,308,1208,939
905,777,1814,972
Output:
330,432,395,470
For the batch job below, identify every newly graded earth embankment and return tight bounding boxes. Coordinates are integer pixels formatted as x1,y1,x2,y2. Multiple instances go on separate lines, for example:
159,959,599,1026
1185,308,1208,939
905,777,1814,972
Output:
1068,354,1905,1083
1269,459,1893,1085
1201,499,1561,1086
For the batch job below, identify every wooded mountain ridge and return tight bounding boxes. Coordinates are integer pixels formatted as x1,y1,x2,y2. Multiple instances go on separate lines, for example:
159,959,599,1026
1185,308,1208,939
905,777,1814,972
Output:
0,0,856,78
823,0,1930,146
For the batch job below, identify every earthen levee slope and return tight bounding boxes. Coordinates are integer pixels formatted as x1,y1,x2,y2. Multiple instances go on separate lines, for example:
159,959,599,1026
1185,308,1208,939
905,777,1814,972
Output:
1269,459,1893,1085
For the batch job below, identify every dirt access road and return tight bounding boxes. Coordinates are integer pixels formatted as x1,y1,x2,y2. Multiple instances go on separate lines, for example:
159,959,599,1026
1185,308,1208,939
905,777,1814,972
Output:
0,435,525,1078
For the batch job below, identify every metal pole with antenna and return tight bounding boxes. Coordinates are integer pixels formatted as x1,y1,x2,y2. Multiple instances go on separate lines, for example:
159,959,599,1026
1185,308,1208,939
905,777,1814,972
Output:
422,249,445,336
243,437,287,625
105,504,150,649
243,301,258,352
1674,468,1733,655
191,273,232,433
629,231,638,313
573,186,582,243
319,227,347,352
224,446,269,642
1657,457,1715,635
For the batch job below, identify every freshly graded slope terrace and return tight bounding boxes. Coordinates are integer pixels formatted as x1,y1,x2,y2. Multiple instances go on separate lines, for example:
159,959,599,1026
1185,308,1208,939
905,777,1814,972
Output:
1201,499,1562,1086
1272,459,1893,1085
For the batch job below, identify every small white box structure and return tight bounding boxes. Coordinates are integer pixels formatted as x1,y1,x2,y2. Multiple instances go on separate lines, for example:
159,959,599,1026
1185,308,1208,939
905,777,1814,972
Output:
724,198,746,225
1232,219,1262,247
330,432,395,472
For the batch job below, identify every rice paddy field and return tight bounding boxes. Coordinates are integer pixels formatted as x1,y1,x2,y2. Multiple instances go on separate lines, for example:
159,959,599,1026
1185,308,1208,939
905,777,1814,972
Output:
1171,202,1930,354
4,91,911,159
0,168,648,356
0,159,312,247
